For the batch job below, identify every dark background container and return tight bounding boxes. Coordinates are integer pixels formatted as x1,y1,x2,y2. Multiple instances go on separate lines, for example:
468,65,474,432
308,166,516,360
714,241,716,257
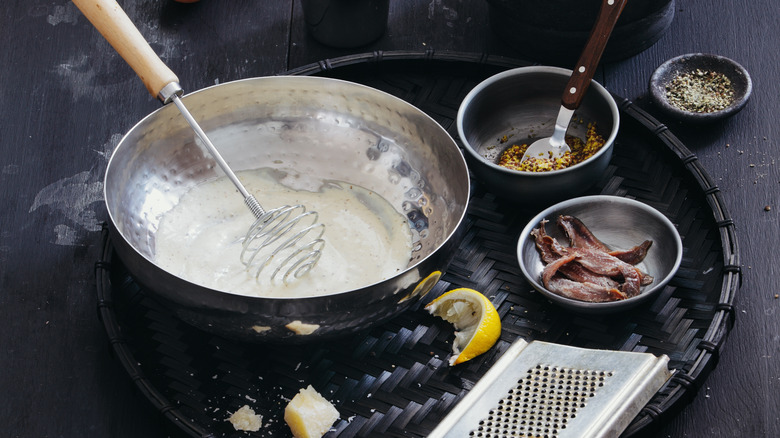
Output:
302,0,390,48
486,0,675,65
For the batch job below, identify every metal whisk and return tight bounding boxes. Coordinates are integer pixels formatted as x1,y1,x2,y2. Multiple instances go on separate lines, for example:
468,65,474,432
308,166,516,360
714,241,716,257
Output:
170,94,326,283
240,205,326,283
73,0,326,282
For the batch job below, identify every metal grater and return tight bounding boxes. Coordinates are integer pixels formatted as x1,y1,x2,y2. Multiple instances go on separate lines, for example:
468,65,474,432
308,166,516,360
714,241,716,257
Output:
429,340,672,438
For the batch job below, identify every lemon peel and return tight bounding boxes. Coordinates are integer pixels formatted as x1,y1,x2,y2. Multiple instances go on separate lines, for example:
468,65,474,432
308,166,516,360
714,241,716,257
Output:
425,288,501,366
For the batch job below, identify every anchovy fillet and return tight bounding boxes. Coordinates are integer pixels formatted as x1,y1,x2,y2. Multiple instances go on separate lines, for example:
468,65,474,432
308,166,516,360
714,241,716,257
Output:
531,216,655,302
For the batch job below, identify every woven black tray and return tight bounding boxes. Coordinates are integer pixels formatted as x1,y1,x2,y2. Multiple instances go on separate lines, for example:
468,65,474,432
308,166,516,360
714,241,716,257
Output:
95,52,740,438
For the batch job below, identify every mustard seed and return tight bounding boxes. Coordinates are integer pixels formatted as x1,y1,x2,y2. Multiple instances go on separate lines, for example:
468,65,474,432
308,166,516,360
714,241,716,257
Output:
497,123,606,173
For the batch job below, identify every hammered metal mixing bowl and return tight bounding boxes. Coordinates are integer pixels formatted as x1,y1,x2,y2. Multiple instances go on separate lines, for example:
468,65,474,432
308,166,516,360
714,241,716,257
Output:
104,76,470,343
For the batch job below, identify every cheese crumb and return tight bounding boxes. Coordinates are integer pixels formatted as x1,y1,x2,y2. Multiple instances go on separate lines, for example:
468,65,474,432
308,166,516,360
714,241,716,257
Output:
227,405,262,432
286,321,320,335
284,385,339,438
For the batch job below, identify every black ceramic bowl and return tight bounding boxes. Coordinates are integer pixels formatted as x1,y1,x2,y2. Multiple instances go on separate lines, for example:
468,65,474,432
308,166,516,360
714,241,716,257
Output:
649,53,752,123
517,195,682,314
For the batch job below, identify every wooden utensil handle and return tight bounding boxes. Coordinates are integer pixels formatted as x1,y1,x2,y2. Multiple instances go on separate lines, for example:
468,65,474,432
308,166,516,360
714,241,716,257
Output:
72,0,179,101
562,0,628,110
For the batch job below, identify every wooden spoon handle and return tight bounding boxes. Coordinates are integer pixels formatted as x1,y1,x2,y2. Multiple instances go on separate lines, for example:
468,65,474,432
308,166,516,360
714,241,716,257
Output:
72,0,179,101
561,0,628,110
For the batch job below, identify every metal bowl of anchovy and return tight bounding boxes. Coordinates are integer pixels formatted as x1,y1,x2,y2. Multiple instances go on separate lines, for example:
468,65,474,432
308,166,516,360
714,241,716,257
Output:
517,195,682,313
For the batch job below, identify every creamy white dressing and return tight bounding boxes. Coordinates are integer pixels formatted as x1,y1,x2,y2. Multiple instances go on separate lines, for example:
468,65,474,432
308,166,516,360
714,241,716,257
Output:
154,168,413,297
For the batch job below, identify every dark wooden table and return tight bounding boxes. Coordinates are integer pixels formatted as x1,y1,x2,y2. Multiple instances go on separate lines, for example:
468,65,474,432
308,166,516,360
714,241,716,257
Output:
1,1,777,436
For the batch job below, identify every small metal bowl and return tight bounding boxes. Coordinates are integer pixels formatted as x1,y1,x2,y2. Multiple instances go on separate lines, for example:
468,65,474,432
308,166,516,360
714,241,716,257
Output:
649,53,752,123
517,195,682,314
457,66,620,204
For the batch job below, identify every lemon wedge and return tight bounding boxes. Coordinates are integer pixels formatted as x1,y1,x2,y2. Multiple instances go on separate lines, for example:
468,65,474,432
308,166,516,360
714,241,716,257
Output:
425,288,501,366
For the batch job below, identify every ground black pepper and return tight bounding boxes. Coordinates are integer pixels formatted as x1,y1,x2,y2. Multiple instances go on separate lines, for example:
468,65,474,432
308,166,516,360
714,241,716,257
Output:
665,69,735,113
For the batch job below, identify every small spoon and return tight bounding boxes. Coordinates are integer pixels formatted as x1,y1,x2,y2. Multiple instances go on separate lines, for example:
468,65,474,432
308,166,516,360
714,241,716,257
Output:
521,0,627,163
